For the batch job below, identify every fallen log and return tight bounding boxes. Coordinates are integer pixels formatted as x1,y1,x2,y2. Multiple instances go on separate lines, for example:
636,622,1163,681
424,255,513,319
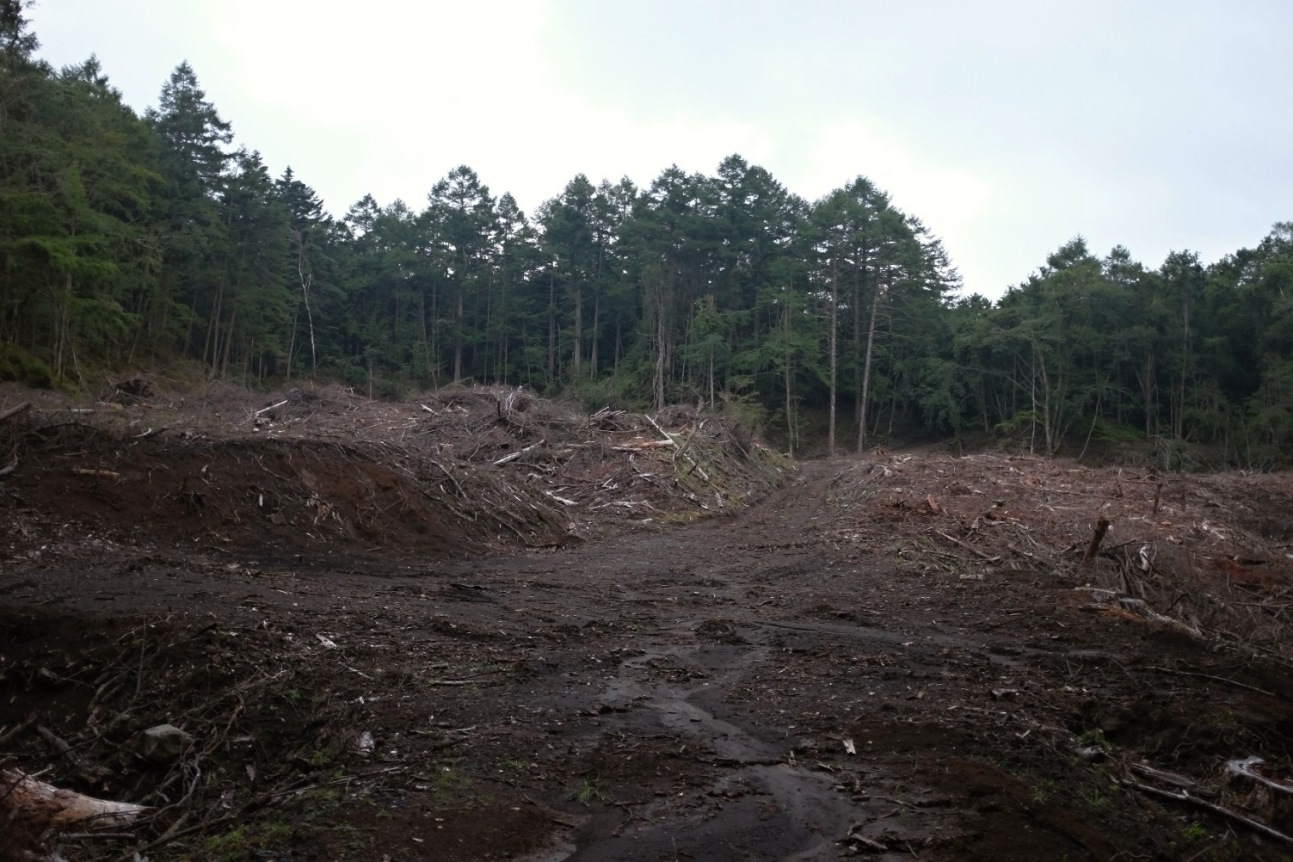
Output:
1,768,147,828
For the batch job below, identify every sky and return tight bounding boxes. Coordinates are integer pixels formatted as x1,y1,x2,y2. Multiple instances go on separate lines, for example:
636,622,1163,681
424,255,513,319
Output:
26,0,1293,299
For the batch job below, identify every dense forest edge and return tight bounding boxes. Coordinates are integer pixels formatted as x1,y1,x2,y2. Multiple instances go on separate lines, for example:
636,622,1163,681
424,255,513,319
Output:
2,4,1291,467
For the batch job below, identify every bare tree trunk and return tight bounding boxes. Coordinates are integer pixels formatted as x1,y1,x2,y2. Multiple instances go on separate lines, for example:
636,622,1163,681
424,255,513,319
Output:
654,299,666,411
858,279,882,451
853,249,867,451
293,228,317,377
572,282,582,379
828,258,838,456
590,293,599,378
453,289,464,383
1177,290,1190,439
547,267,557,386
220,307,236,381
784,302,795,457
203,283,222,376
708,350,715,409
285,311,297,381
1029,348,1038,455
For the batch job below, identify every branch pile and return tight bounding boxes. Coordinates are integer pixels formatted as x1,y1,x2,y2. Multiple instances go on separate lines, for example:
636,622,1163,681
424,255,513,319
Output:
822,452,1293,663
0,384,788,566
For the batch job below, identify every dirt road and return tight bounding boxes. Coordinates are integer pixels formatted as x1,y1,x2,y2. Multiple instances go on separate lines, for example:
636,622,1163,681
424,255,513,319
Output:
7,450,1293,861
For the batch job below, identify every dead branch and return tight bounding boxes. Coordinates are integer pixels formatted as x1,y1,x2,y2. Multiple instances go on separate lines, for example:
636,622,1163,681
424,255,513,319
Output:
1146,666,1275,698
71,468,121,479
0,718,36,747
493,440,544,466
1120,777,1293,844
644,413,675,445
1228,756,1293,795
0,401,32,423
934,530,1001,563
1083,517,1111,565
252,399,289,418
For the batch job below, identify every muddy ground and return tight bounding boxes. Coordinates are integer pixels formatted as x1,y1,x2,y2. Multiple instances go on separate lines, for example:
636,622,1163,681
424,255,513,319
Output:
3,383,1293,861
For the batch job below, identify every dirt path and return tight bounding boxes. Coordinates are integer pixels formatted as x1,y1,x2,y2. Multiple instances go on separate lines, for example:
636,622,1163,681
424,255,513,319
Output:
5,455,1293,860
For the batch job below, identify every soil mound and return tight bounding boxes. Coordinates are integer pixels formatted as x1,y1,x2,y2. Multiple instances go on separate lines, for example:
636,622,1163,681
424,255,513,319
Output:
1,383,787,569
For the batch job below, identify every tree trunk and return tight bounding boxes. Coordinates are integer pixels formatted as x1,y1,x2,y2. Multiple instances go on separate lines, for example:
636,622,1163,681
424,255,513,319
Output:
590,293,600,378
784,302,795,457
220,307,237,381
654,297,666,411
858,279,882,451
293,228,317,377
853,247,867,451
453,288,464,383
203,283,223,375
572,282,583,379
828,258,839,456
547,267,557,386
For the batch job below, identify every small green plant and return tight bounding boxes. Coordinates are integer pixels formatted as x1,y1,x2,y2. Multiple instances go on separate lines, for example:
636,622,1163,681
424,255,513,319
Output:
430,766,472,802
305,747,335,768
1078,728,1112,753
1080,785,1111,811
332,822,370,853
202,821,292,862
568,777,608,807
1030,779,1056,805
1183,821,1210,842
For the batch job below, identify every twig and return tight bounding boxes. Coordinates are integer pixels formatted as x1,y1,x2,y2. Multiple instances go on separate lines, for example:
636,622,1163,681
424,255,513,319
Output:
934,530,1001,563
1146,666,1276,698
0,718,36,747
1121,778,1293,843
1006,543,1046,565
493,440,544,466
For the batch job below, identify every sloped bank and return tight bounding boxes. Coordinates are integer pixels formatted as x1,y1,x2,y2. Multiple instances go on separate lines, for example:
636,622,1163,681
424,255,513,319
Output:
1,383,789,565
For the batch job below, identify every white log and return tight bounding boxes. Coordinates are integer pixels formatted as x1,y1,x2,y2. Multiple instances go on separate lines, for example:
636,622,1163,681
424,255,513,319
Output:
1,769,148,827
252,399,289,418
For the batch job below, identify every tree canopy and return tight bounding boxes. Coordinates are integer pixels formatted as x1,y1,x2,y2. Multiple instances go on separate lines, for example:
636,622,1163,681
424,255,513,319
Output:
2,5,1291,465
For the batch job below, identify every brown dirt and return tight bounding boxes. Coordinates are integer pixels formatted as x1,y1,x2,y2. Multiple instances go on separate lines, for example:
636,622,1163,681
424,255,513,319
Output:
3,383,1293,861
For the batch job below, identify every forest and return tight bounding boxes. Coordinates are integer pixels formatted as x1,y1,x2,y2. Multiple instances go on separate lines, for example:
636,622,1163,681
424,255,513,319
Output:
2,5,1291,465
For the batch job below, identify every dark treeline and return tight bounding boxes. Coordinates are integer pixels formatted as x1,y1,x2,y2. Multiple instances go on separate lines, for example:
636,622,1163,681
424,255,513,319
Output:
2,7,1291,465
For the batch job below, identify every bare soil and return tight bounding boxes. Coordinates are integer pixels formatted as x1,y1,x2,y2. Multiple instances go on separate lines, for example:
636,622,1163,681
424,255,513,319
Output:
3,382,1293,861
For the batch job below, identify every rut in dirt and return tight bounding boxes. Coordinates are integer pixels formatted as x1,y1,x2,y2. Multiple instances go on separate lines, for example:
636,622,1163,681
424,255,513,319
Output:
509,461,1076,861
556,464,874,860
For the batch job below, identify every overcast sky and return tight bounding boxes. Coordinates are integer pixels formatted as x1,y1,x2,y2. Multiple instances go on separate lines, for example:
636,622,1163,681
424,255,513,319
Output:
27,0,1293,298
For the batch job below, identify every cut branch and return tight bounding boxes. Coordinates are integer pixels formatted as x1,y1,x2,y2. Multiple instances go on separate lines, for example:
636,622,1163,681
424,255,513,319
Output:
0,401,32,423
1083,517,1111,565
1121,777,1293,844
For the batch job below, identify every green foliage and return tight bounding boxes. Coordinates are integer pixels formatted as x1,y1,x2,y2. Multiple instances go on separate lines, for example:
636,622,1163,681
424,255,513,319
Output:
0,343,53,387
568,776,608,806
2,11,1292,464
202,821,292,862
